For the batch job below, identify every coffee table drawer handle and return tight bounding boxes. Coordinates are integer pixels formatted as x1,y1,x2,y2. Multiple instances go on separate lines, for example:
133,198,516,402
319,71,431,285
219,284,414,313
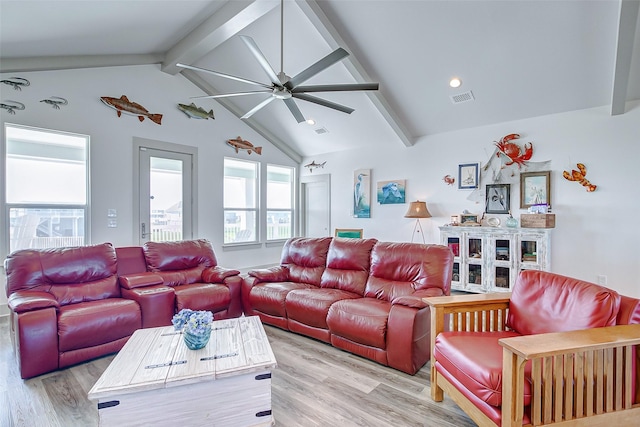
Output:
255,373,271,380
200,351,238,361
256,410,272,418
145,360,187,369
97,400,120,410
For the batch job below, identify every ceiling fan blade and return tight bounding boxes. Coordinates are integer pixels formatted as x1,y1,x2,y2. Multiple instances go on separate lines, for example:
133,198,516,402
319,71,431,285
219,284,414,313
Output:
292,93,354,114
283,98,306,123
241,96,276,120
191,90,271,99
177,63,272,89
239,36,281,85
286,48,349,89
292,83,379,93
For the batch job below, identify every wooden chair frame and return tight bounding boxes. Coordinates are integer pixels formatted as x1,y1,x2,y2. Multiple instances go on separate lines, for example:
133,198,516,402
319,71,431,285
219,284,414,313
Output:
334,228,363,238
424,293,640,427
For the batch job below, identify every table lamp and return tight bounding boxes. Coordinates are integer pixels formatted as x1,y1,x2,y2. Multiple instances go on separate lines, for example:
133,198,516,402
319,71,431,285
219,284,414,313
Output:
404,200,431,244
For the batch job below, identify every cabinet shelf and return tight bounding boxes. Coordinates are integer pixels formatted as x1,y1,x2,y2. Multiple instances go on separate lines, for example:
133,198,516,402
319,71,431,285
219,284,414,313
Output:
440,226,551,293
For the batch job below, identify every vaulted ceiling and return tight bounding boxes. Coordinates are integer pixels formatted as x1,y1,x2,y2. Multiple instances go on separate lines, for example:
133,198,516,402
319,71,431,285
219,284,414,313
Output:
1,0,639,162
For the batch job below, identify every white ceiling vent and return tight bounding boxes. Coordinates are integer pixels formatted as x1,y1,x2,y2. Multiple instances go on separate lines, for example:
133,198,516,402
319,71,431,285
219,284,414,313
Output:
314,127,329,135
450,90,475,104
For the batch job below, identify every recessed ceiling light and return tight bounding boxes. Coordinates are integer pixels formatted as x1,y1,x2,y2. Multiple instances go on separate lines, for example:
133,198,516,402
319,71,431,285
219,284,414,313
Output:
306,119,316,125
449,78,462,88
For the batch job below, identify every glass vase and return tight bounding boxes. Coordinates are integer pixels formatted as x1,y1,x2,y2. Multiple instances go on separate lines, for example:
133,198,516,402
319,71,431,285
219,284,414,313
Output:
183,327,211,350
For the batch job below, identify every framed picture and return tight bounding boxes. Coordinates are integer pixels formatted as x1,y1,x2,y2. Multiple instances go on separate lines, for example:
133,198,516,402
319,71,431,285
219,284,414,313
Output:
353,169,371,218
520,171,551,208
460,213,480,225
485,184,510,214
377,179,406,204
458,163,479,189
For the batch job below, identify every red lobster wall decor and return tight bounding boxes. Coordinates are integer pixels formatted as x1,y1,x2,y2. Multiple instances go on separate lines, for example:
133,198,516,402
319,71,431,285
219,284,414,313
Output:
563,163,597,192
494,133,533,169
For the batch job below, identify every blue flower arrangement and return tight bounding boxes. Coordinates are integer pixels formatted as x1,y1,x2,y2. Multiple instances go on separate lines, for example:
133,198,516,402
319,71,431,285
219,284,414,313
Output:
172,309,213,336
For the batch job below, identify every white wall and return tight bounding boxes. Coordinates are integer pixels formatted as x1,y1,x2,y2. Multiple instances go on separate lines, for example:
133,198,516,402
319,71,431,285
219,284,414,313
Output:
301,101,640,298
0,64,297,314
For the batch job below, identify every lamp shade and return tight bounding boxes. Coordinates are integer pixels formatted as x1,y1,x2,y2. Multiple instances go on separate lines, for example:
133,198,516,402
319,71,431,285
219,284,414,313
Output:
404,201,431,218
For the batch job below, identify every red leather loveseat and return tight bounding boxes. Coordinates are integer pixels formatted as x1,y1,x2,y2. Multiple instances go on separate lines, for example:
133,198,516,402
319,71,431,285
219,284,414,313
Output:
242,236,453,374
426,270,640,426
5,239,242,379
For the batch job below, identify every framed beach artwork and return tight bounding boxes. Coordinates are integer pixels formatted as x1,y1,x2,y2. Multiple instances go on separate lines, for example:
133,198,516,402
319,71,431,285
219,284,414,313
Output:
520,171,551,208
353,169,371,218
458,163,479,189
377,180,406,204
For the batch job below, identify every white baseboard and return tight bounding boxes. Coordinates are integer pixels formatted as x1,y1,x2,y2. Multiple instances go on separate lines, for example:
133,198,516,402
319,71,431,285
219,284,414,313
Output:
0,304,9,318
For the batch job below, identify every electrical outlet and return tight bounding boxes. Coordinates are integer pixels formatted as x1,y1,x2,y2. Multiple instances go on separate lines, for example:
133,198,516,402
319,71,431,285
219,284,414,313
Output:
597,275,607,286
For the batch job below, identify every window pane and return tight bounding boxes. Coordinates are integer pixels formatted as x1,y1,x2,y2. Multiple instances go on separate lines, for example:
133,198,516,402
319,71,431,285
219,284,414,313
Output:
150,157,183,242
10,207,85,252
224,158,257,209
6,125,87,204
223,158,258,244
267,165,293,209
223,210,257,244
266,164,293,240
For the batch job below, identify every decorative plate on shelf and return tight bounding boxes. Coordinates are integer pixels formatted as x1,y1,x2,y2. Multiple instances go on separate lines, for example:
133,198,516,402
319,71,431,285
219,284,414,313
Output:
487,217,501,227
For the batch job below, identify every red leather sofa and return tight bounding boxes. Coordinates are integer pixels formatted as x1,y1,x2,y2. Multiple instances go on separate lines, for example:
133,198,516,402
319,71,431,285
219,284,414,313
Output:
242,236,454,374
426,270,640,426
5,239,241,379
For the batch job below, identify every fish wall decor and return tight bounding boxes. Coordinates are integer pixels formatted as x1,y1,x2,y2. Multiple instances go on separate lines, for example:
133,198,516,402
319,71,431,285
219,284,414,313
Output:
304,161,326,172
1,100,25,114
177,103,215,120
100,95,162,125
40,96,68,109
226,136,262,155
563,163,597,192
1,77,30,91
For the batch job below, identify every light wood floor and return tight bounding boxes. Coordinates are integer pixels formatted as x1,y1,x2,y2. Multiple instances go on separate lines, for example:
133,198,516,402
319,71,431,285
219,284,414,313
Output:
0,316,475,426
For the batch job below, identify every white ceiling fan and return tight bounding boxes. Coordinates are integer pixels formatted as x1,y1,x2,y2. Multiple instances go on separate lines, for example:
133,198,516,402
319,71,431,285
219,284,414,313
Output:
177,0,379,123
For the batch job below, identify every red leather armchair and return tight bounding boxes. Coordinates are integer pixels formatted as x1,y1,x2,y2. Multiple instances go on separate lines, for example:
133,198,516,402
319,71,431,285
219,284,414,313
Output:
243,237,453,374
6,243,142,379
425,270,640,426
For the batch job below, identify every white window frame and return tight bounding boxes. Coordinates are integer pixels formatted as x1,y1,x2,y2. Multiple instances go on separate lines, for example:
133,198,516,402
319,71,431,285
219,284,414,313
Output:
3,123,90,255
266,164,295,242
223,157,259,245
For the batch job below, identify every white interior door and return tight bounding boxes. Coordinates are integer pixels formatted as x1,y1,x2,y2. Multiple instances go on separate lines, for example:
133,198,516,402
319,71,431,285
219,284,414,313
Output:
139,147,193,243
301,174,330,237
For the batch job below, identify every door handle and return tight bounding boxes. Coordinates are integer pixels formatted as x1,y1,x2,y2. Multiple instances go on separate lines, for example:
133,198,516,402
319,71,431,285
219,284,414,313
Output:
141,222,149,238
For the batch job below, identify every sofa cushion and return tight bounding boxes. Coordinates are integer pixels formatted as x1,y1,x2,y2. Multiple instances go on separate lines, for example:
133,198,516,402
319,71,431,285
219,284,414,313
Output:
155,266,205,287
280,237,332,286
434,331,531,407
320,238,377,295
250,282,315,317
365,242,453,302
286,289,360,329
58,299,141,352
143,239,216,272
327,298,391,349
507,270,621,335
173,283,230,313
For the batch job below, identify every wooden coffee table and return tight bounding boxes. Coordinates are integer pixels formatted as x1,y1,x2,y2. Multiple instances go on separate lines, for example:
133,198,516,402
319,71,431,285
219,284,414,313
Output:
88,316,277,426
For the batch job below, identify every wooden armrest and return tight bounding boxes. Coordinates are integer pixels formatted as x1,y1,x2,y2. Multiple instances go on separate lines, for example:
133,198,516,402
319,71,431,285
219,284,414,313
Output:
424,292,511,310
500,324,640,426
499,324,640,359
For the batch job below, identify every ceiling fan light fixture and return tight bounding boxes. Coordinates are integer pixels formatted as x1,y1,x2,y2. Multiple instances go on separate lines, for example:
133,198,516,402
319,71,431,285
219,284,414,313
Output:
449,77,462,88
272,87,292,99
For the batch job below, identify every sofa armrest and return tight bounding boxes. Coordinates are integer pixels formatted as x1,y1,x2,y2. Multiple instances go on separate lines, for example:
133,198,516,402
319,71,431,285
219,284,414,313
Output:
248,265,289,283
119,272,164,290
8,290,59,313
393,288,446,309
202,265,241,283
499,324,640,426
